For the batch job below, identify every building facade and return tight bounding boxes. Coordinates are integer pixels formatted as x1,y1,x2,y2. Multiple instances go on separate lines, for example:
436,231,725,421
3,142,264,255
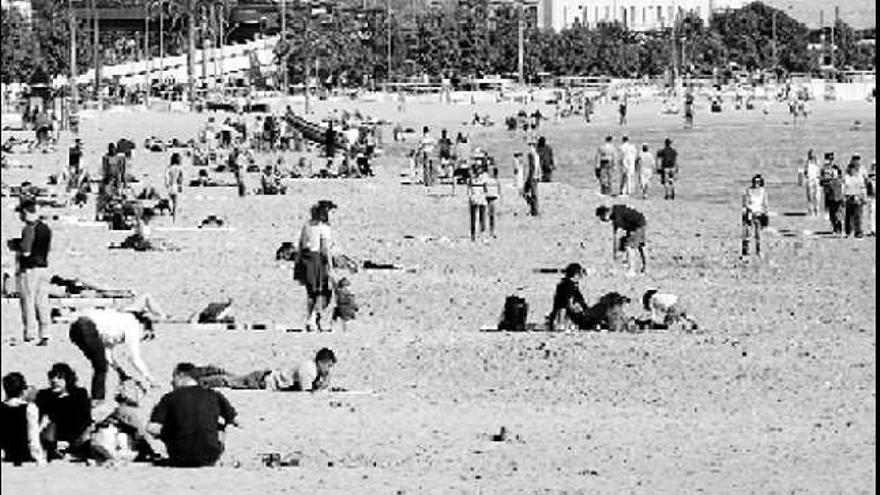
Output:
538,0,746,32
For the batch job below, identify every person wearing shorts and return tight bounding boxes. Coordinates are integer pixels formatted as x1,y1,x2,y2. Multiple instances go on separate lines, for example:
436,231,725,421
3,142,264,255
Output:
742,174,769,259
656,138,678,200
596,204,647,276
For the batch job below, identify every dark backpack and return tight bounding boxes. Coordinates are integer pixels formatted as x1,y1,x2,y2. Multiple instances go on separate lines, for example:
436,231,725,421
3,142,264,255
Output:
499,295,528,331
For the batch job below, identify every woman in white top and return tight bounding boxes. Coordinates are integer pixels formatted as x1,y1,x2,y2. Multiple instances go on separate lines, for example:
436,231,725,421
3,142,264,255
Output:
297,201,336,331
467,166,489,242
742,174,769,259
801,149,821,216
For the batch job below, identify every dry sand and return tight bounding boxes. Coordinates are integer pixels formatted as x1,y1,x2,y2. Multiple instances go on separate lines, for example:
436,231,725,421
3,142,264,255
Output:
0,95,875,494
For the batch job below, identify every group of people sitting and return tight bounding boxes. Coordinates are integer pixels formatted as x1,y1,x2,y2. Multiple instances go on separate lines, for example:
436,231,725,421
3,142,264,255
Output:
545,263,698,333
1,293,341,467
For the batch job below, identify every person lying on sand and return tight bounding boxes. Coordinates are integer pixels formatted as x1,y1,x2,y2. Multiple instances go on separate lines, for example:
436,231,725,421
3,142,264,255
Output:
192,348,337,392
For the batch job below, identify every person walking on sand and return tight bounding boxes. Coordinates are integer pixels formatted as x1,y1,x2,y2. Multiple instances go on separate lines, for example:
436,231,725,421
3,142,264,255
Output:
523,141,540,216
536,136,555,183
819,152,845,236
467,165,489,241
9,199,52,346
619,135,638,197
164,153,185,222
843,156,867,239
636,143,655,199
512,152,525,194
741,174,769,259
800,149,821,217
596,136,616,196
595,204,647,276
656,138,679,200
297,200,337,332
486,167,502,238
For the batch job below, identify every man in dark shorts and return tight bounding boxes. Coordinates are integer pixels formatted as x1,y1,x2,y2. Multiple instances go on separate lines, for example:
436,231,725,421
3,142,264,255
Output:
596,204,647,276
684,92,695,129
656,138,678,200
595,136,616,196
147,363,239,467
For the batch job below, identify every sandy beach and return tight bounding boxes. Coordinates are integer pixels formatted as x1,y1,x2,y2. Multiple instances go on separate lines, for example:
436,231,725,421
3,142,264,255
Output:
0,95,875,494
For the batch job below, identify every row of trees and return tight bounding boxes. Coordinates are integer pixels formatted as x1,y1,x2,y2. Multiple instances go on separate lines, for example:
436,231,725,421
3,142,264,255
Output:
1,1,876,86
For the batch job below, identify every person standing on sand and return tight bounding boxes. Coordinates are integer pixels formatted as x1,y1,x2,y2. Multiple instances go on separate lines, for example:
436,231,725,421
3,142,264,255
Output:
618,95,628,126
636,144,655,199
524,141,540,216
618,136,638,197
843,156,867,239
536,136,555,183
819,152,845,236
867,160,876,236
656,138,679,200
9,199,52,346
486,167,502,238
467,165,489,241
512,152,525,194
596,204,647,276
800,149,821,217
418,127,437,187
164,153,185,222
297,201,337,332
596,136,616,196
741,174,769,259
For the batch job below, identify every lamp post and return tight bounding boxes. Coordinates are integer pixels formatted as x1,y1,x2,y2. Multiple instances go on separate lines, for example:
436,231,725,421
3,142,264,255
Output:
281,0,288,95
143,5,150,107
517,0,524,85
68,0,78,117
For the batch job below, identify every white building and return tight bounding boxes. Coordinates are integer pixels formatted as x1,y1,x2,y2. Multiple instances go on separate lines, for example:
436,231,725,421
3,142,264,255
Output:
537,0,746,32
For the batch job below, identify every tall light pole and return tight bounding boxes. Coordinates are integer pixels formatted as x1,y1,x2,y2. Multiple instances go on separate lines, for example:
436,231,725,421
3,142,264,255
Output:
159,1,165,88
68,0,78,117
386,0,392,81
91,0,101,109
144,6,150,107
517,0,524,84
304,3,311,114
771,9,777,69
281,0,288,94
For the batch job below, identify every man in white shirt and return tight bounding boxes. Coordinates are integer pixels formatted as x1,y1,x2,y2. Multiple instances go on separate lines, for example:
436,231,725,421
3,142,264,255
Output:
67,294,166,403
618,136,638,197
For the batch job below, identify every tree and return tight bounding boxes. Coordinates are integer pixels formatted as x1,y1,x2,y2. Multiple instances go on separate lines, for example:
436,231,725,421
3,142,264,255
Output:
1,6,40,83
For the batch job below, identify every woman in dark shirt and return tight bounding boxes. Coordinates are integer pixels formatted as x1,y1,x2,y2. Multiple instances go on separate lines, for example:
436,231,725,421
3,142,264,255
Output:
35,363,92,459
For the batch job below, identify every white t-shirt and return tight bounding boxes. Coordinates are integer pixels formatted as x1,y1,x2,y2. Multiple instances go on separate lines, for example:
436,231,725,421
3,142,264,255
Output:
265,360,319,391
619,143,638,168
744,187,768,214
299,221,332,253
79,309,153,382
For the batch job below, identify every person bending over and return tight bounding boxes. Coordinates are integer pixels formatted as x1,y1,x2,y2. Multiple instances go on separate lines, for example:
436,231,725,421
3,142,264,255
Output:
68,294,166,404
596,204,647,276
640,289,698,331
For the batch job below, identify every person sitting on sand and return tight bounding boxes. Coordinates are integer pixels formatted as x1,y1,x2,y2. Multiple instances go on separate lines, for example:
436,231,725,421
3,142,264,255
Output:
595,204,647,275
35,363,92,460
68,294,166,404
147,363,239,467
640,289,698,331
0,372,45,465
192,348,338,393
547,263,589,331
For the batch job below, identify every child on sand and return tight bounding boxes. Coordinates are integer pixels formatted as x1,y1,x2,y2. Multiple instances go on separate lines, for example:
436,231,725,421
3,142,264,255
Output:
332,278,358,331
640,289,698,331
